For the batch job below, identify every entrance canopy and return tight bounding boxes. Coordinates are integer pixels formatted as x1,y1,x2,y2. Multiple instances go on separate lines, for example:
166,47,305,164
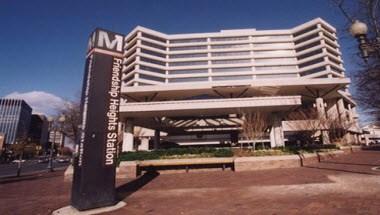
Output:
120,95,301,118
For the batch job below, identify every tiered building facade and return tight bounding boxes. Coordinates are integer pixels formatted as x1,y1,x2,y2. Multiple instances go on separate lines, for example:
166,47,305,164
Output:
119,18,361,151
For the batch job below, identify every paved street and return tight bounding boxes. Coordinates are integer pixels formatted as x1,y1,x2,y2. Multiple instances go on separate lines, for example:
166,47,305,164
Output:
1,150,380,215
0,160,69,178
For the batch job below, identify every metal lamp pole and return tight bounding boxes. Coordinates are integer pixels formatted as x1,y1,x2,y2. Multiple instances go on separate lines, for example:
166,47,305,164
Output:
58,115,66,156
47,117,55,172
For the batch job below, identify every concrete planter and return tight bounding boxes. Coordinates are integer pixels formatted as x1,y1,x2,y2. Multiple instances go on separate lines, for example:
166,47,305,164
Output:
64,149,350,180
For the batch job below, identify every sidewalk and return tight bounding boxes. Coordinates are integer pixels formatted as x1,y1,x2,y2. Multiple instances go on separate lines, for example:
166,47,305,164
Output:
1,150,380,215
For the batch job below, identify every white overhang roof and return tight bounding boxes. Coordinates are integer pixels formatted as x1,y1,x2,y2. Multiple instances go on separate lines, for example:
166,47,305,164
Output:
120,95,302,118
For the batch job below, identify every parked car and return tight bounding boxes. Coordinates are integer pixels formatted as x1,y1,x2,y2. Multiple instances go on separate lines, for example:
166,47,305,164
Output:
56,157,70,163
38,157,50,163
12,159,25,163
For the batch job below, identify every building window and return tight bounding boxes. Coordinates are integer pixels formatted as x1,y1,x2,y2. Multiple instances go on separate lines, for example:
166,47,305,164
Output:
254,35,291,40
169,69,208,74
293,25,318,37
124,75,135,83
169,61,208,66
213,75,252,81
295,41,321,52
297,49,323,60
211,44,249,49
300,66,326,76
141,32,166,43
141,49,166,58
169,77,208,83
331,66,343,74
170,38,207,43
254,43,293,48
126,33,138,43
141,40,166,51
140,65,166,74
256,73,298,79
294,33,319,45
212,59,251,65
255,58,296,64
124,66,135,74
255,65,297,71
169,46,207,51
299,58,324,68
254,50,294,56
211,51,250,57
139,74,165,82
169,53,208,59
323,32,336,42
210,36,248,42
140,57,166,66
212,67,252,73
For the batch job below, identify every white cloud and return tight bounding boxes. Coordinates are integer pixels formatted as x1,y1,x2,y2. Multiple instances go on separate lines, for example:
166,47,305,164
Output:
5,91,66,116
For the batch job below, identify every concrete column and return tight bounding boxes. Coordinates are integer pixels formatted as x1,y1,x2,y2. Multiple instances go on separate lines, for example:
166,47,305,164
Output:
270,114,284,148
315,97,330,144
347,104,354,121
122,119,134,152
337,98,346,121
270,127,276,148
154,129,160,150
326,100,339,119
364,134,370,145
138,137,149,151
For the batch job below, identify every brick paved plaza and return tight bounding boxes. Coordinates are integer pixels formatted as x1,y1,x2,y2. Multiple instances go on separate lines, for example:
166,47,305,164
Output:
1,150,380,215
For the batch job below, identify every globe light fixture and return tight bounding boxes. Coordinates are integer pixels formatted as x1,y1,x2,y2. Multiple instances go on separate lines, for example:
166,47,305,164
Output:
349,20,380,62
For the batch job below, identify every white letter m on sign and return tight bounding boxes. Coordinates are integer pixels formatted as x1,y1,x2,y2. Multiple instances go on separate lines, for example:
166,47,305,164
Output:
97,31,123,52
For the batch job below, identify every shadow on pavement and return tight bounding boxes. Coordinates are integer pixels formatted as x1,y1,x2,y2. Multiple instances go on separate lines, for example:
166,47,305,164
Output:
116,171,160,201
303,165,376,175
320,160,379,167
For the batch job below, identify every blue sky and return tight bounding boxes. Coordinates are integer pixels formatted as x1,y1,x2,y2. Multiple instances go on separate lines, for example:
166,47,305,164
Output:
0,0,361,114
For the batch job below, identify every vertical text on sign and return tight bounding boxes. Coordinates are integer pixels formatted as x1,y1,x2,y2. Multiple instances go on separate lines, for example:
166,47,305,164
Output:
105,57,122,165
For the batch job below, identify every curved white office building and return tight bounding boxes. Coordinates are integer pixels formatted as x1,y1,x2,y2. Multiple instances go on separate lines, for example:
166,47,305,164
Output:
119,18,361,151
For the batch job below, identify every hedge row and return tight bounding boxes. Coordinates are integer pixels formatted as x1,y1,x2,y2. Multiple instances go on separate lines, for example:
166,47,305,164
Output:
118,144,339,161
119,147,234,161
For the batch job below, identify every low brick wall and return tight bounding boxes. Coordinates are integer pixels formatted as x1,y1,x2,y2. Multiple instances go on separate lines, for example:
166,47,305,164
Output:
63,150,351,180
234,155,300,171
117,150,349,178
117,161,138,179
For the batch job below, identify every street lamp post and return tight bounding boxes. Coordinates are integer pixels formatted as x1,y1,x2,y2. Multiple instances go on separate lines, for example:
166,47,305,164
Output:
58,115,66,156
47,117,55,172
349,20,380,62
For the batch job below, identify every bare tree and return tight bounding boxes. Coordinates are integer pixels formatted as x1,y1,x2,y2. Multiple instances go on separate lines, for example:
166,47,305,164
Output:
285,108,325,146
240,111,270,151
331,0,380,124
286,108,355,146
57,99,81,143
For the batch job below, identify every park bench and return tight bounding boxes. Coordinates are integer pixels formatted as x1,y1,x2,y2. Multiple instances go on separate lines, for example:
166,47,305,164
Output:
137,157,235,175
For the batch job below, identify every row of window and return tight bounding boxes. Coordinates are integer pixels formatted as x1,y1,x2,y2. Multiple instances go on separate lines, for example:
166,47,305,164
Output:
129,65,298,75
167,58,296,66
129,25,333,47
138,41,294,52
126,73,299,84
168,35,291,44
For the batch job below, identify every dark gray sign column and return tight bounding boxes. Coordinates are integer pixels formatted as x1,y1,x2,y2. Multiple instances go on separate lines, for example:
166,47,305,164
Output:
71,28,124,211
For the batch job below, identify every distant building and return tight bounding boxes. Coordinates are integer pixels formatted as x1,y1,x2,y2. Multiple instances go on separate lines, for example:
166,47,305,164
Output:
49,130,64,146
28,114,49,146
0,98,32,145
362,124,380,145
